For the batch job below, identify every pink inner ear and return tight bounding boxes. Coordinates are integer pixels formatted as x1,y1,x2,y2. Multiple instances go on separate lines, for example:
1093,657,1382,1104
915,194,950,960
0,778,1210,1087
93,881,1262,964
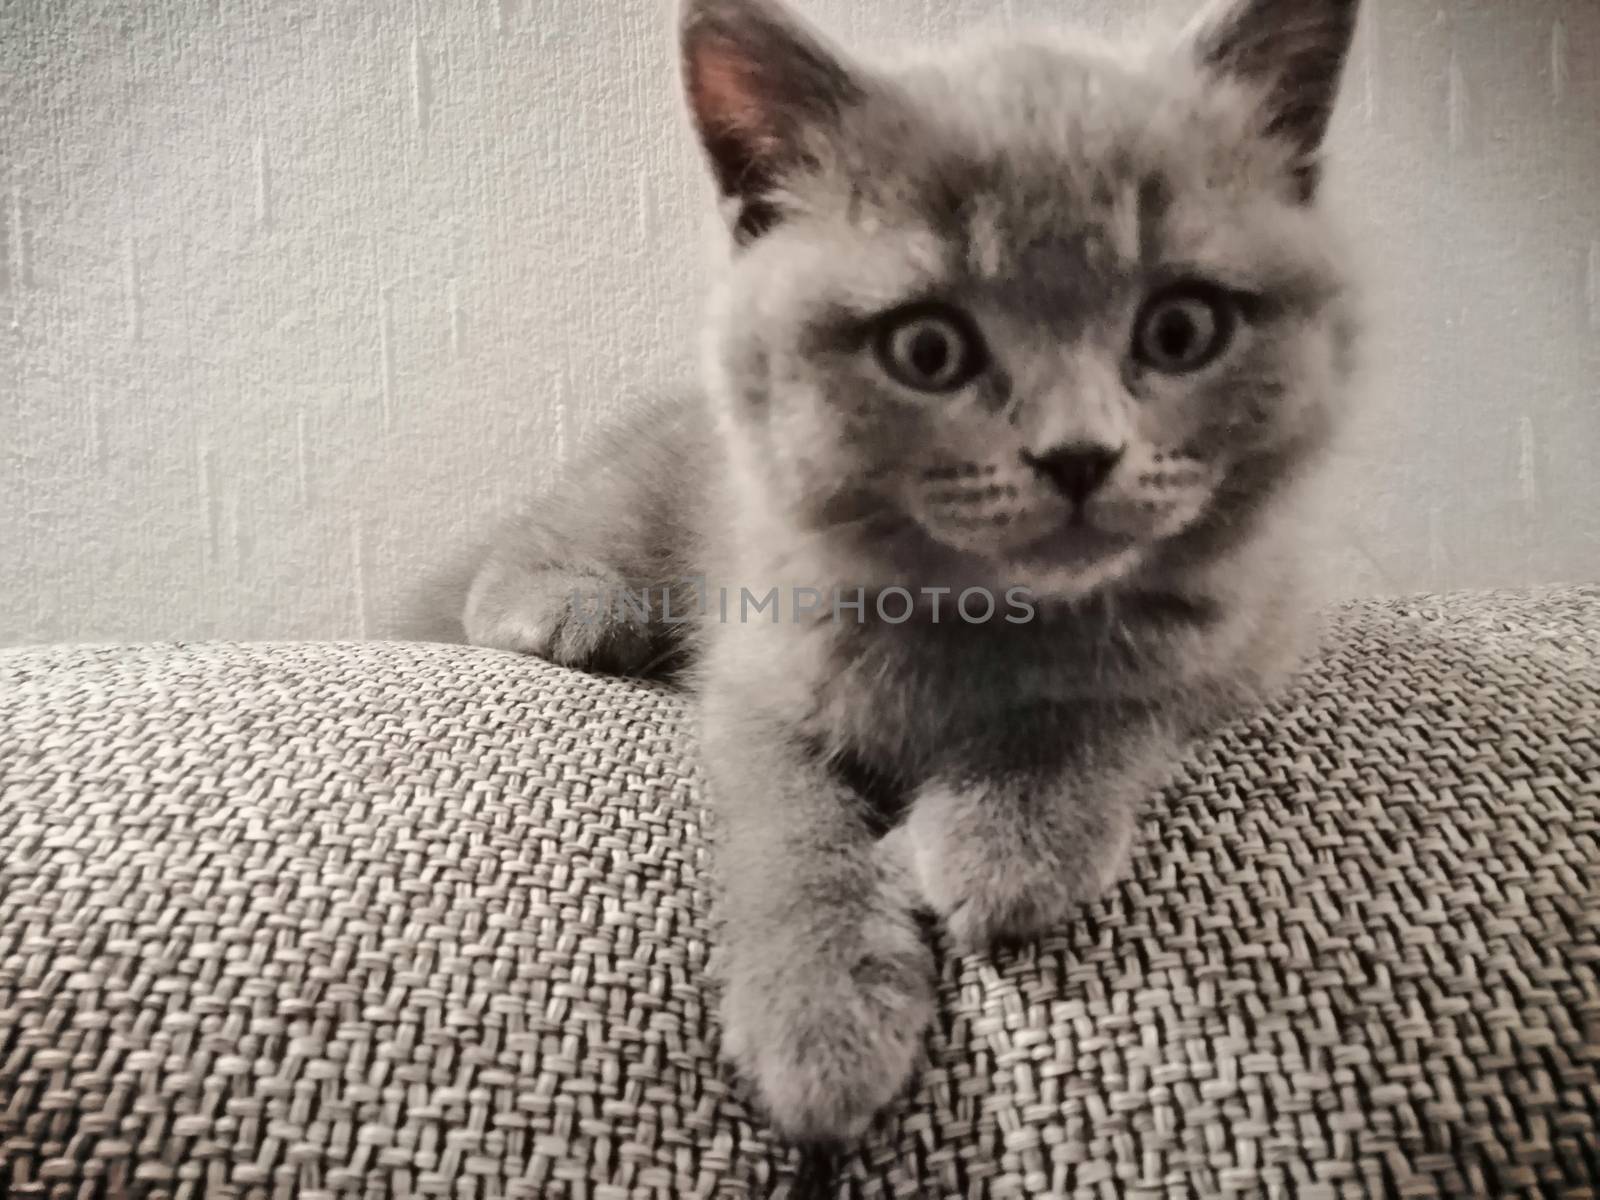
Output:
689,40,782,159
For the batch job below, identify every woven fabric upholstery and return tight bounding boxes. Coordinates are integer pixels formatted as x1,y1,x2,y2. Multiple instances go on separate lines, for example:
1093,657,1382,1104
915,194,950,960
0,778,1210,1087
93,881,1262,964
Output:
2,589,1597,1200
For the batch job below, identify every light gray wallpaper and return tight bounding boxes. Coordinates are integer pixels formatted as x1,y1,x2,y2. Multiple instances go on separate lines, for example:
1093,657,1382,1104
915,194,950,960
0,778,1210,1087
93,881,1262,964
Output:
2,0,1597,646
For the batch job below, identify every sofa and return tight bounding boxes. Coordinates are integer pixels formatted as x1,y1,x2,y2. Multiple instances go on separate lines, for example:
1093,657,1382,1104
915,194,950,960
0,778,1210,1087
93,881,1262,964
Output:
2,588,1596,1199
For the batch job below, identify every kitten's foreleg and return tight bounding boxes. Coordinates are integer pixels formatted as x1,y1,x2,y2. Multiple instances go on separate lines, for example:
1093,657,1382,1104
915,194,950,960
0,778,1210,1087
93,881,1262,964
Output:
703,699,936,1145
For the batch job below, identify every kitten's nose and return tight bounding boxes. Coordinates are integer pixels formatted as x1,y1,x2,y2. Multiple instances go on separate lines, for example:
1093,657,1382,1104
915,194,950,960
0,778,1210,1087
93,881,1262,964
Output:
1025,443,1124,504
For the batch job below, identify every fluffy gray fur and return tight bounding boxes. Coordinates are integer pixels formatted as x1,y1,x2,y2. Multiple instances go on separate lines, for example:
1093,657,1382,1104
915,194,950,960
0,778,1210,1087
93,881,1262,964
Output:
462,0,1362,1146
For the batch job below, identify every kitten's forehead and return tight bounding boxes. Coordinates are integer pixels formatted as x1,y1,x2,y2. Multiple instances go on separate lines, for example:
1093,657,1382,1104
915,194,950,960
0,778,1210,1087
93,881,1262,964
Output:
898,37,1169,155
835,36,1280,261
772,32,1323,314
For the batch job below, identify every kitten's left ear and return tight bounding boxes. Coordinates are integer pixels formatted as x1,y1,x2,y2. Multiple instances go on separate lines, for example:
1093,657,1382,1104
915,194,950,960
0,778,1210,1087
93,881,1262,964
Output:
681,0,865,240
1184,0,1361,199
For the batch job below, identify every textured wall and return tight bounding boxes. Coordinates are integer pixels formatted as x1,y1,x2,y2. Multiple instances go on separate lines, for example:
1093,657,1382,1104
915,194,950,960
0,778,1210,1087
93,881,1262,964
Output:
2,0,1597,646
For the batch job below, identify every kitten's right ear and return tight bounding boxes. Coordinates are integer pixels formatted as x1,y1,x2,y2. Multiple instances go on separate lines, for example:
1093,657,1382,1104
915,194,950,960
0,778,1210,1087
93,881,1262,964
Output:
680,0,864,241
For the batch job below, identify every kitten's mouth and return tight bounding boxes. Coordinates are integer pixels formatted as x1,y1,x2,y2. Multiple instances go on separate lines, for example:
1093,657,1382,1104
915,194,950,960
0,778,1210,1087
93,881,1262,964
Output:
1015,522,1134,568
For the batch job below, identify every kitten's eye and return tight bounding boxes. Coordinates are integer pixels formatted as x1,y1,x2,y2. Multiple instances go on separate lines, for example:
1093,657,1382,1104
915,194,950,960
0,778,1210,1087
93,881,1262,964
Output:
1134,286,1235,374
875,305,987,393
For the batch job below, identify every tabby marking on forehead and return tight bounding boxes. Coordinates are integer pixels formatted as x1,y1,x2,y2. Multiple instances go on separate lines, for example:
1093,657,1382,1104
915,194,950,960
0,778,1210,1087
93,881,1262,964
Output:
966,196,1007,279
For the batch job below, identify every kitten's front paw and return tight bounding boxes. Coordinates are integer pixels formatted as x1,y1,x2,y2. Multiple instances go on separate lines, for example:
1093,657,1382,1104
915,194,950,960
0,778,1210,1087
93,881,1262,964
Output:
719,907,935,1145
463,559,655,674
892,786,1137,955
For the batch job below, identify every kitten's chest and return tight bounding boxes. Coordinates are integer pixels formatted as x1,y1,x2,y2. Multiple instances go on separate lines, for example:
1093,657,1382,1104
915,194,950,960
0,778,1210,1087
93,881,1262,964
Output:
809,617,1140,771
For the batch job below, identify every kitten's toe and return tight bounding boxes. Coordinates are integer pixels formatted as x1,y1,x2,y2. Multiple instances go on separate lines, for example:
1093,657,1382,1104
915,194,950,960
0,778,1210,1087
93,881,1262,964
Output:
719,918,934,1144
940,891,1059,957
544,602,657,674
724,994,927,1145
898,802,1136,955
464,561,656,674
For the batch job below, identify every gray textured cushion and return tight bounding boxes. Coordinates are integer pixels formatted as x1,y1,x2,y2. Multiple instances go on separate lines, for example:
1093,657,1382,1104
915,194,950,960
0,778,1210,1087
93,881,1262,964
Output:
2,589,1597,1199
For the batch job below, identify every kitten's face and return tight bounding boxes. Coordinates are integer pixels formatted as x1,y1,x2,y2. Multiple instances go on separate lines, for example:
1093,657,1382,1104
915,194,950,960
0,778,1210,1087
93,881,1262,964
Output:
687,0,1359,600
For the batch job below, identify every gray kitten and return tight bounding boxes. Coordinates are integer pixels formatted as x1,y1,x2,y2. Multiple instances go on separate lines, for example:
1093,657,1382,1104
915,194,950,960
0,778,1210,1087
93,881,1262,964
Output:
464,0,1361,1146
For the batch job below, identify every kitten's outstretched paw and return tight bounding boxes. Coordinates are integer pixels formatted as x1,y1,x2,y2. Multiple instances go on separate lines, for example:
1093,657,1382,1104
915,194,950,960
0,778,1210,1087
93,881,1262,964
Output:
718,910,934,1145
463,560,656,675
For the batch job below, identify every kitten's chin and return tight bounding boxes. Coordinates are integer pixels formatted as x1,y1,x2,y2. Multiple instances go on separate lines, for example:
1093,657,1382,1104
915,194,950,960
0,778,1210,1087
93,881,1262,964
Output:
1003,527,1144,601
